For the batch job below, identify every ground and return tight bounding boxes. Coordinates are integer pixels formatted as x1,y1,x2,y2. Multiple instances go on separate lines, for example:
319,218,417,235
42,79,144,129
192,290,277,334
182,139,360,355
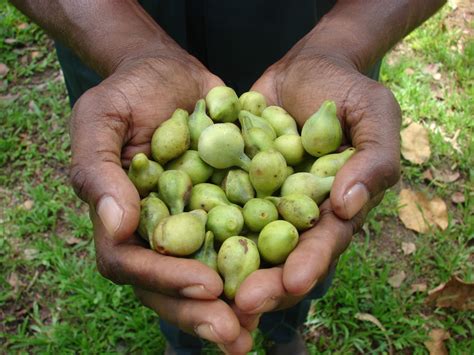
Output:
0,2,473,354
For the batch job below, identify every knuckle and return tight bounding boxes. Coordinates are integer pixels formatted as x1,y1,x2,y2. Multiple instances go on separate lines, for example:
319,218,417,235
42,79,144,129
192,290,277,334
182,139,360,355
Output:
96,251,124,285
69,163,96,202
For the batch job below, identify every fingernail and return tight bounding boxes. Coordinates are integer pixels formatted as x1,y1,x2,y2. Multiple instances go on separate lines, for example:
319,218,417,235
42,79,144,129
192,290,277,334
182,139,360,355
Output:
180,284,215,299
96,195,123,237
343,183,369,219
217,343,231,354
195,323,222,343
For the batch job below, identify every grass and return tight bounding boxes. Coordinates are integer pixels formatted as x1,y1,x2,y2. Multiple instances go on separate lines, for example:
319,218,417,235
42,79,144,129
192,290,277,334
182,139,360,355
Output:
1,1,473,354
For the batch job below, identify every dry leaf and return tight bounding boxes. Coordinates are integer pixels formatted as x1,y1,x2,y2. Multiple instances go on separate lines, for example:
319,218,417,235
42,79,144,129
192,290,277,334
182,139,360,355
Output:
404,67,415,75
23,248,38,260
401,242,416,255
424,329,450,355
423,63,441,78
422,169,434,181
398,189,448,233
4,38,18,45
31,51,41,59
23,199,34,210
388,271,406,288
66,236,83,245
17,22,28,30
433,73,442,81
451,192,465,204
401,123,431,164
355,313,393,354
0,63,9,78
432,168,460,183
7,272,21,290
426,276,474,311
411,283,428,293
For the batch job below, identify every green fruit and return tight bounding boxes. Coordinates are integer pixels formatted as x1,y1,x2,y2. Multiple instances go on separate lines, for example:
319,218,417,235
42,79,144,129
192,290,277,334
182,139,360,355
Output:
245,232,259,245
238,110,276,140
242,198,278,232
301,100,342,157
192,231,218,271
239,91,267,116
222,169,255,205
137,193,170,241
293,155,316,173
188,99,213,150
158,170,192,215
258,220,299,264
240,116,275,158
128,153,163,197
166,150,214,185
261,106,298,136
207,205,244,243
210,169,229,185
206,86,241,123
188,183,233,212
281,172,334,204
285,166,295,179
310,147,356,177
217,236,260,299
266,194,319,231
273,134,305,166
249,150,287,197
151,211,206,256
151,108,190,164
198,123,251,171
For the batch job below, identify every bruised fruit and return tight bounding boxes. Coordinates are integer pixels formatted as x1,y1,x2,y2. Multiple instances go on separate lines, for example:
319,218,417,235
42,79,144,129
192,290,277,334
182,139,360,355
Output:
166,150,214,185
258,220,298,264
266,194,319,231
222,169,255,205
206,86,240,123
243,198,278,232
207,205,244,243
281,172,334,204
249,150,287,197
301,100,342,157
192,231,218,271
188,99,213,150
310,147,356,177
261,106,298,136
217,236,260,299
189,183,233,212
128,153,163,197
273,134,305,166
151,210,206,256
158,170,192,215
137,193,170,241
151,108,190,164
239,91,267,116
198,123,251,171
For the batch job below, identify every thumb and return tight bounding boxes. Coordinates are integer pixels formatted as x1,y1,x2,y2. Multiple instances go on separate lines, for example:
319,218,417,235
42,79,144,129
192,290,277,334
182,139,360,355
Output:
69,87,140,241
330,86,401,220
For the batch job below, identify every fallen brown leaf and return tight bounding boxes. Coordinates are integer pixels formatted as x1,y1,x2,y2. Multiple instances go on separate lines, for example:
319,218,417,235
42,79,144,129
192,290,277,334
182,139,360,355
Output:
422,169,434,181
401,242,416,255
65,236,83,246
423,63,441,78
401,123,431,164
432,168,460,183
404,67,415,75
23,199,34,210
426,276,474,311
4,38,18,45
411,283,428,293
17,22,28,30
355,313,393,354
0,63,9,78
451,192,465,204
7,272,21,290
388,271,406,288
398,189,448,233
23,248,38,260
424,329,450,355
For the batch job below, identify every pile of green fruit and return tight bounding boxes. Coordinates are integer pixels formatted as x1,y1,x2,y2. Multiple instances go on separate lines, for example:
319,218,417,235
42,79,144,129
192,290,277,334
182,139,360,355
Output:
128,86,355,299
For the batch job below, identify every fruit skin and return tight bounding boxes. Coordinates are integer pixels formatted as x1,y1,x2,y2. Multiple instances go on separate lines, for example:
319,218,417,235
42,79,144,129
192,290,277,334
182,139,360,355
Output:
239,91,267,116
128,153,164,197
198,123,251,171
151,210,206,256
281,172,334,204
242,127,275,158
310,147,356,177
266,194,319,231
166,150,214,185
151,108,190,164
258,220,299,264
301,100,343,157
239,110,276,139
206,86,241,123
261,106,298,136
137,193,170,241
158,170,193,215
188,183,233,212
249,150,287,198
207,205,244,243
188,99,213,150
222,169,255,205
273,134,305,166
210,168,229,185
242,198,279,232
192,231,218,272
217,236,260,300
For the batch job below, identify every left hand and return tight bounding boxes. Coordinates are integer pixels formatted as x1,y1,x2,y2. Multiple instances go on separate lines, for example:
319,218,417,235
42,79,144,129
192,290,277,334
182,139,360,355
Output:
234,52,401,324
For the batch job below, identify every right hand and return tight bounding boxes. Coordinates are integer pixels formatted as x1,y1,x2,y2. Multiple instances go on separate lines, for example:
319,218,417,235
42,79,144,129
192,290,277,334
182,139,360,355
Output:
70,52,253,354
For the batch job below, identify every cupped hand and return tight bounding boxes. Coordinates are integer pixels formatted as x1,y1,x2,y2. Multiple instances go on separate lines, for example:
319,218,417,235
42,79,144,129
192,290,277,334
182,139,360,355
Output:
235,53,401,323
69,54,252,353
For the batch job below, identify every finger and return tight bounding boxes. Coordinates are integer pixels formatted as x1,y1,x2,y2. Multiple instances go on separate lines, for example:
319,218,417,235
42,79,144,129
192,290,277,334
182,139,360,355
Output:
69,86,140,242
92,213,223,299
231,305,261,331
134,288,246,348
218,327,254,355
249,72,280,106
331,84,401,220
283,200,354,295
